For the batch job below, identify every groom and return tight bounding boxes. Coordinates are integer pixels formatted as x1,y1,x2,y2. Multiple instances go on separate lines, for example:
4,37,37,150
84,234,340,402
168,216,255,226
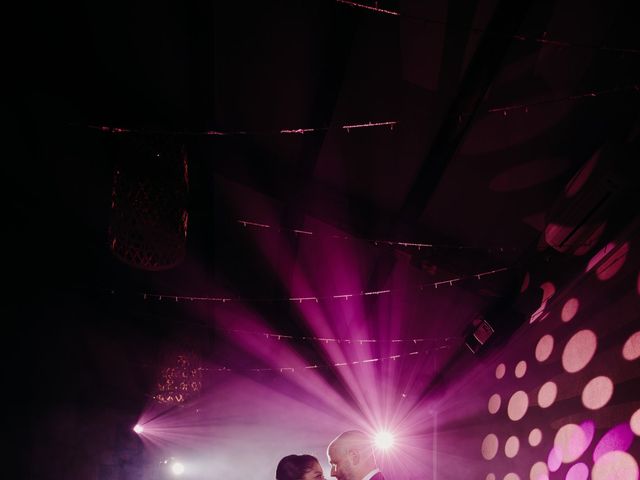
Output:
327,430,386,480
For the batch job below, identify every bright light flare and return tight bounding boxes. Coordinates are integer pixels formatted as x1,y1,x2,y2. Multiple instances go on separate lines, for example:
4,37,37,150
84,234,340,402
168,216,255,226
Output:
133,424,144,434
374,431,395,449
171,461,185,476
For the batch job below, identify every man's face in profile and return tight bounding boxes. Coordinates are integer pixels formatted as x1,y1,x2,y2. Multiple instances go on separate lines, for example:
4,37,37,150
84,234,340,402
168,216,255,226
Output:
328,445,354,480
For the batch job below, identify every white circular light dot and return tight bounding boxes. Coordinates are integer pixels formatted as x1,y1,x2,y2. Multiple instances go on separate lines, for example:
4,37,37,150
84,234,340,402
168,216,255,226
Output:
582,376,613,410
566,463,588,480
538,381,557,409
592,451,638,480
508,390,529,421
530,461,548,480
481,434,499,460
488,394,501,414
622,331,640,361
630,408,640,436
535,335,554,362
561,298,579,322
554,423,594,463
528,428,542,447
505,436,520,458
562,330,597,373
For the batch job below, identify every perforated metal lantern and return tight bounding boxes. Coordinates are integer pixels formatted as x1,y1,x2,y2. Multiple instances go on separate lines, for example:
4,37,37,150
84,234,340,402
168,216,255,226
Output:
108,135,189,271
153,352,203,405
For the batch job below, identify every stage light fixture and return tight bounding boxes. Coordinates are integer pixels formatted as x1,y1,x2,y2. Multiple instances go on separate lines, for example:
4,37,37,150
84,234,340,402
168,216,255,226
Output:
465,318,495,354
133,424,144,434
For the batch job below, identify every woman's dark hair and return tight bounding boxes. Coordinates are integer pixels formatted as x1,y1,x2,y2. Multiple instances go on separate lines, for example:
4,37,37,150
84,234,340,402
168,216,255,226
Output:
276,454,319,480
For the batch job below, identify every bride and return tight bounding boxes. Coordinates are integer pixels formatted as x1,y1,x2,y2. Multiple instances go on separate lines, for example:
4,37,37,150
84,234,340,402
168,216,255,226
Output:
276,454,325,480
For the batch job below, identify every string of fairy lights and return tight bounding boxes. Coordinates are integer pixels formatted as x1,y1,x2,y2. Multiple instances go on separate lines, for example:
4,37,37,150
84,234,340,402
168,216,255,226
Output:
80,84,638,139
150,341,452,404
224,328,460,346
83,120,399,137
118,265,509,304
487,85,640,115
203,344,454,374
146,319,459,406
236,219,519,253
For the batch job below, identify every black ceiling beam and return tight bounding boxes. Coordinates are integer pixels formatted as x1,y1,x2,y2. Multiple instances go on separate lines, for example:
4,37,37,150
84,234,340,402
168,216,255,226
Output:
397,0,536,226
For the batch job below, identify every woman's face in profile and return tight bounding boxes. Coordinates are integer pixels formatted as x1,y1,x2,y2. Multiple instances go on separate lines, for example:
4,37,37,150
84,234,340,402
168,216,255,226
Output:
302,461,325,480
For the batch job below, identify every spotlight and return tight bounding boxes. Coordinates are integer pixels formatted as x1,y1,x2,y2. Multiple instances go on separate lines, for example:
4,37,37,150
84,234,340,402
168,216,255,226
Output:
133,424,144,434
374,431,394,449
171,461,185,476
464,317,494,354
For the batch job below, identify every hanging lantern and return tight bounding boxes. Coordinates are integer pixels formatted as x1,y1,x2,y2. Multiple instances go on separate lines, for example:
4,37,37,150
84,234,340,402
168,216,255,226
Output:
153,352,203,405
108,135,189,271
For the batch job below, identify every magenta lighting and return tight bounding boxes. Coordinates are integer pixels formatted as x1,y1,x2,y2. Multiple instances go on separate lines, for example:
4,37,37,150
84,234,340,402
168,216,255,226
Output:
374,431,395,450
133,424,144,434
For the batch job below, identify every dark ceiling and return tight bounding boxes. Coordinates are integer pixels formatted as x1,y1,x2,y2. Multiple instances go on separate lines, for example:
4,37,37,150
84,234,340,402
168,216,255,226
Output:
8,0,640,460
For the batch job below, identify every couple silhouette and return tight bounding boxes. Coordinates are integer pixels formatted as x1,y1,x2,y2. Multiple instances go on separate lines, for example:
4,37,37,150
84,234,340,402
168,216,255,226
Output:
276,430,386,480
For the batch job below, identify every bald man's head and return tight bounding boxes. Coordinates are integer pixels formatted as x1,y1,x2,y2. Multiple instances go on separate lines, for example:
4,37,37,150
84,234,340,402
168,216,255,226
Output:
327,431,377,480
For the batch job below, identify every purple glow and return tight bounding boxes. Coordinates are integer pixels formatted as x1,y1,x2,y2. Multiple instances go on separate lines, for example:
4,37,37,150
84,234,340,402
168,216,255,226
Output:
593,424,634,462
133,423,144,434
127,211,475,480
